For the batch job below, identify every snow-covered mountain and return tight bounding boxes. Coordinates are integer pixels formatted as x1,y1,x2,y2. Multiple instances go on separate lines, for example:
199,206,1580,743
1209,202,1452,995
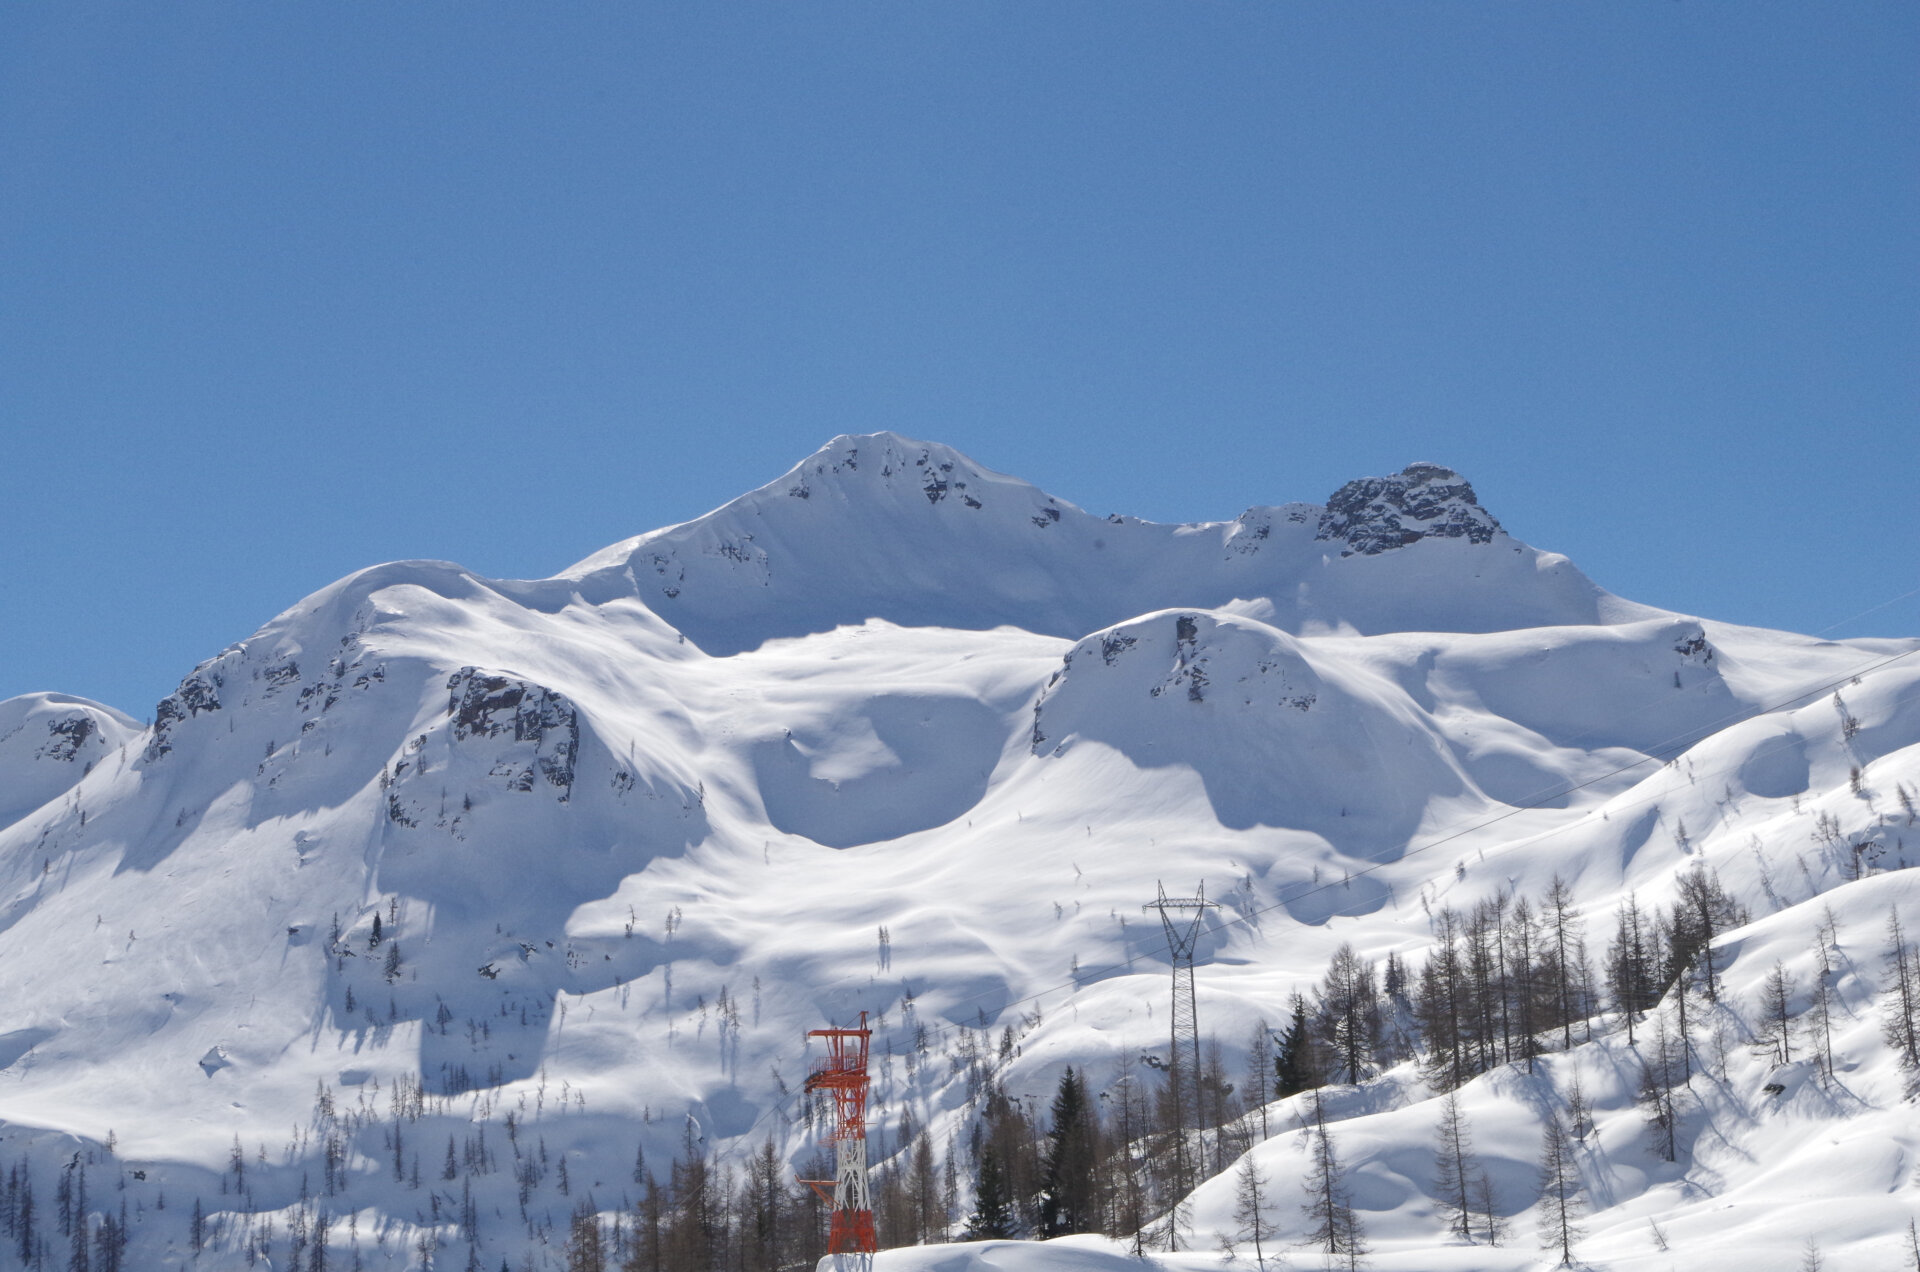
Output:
558,437,1648,652
2,433,1916,1271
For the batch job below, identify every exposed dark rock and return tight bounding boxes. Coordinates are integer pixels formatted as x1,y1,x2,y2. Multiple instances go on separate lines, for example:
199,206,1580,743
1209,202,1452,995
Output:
1226,511,1272,555
298,682,341,714
1149,614,1209,702
145,670,224,762
36,715,96,762
1175,615,1206,701
445,669,580,796
1315,463,1502,556
386,792,417,828
1675,633,1714,662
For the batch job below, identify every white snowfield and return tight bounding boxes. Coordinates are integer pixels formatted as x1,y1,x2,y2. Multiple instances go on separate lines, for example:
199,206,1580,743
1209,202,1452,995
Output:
1,432,1916,1270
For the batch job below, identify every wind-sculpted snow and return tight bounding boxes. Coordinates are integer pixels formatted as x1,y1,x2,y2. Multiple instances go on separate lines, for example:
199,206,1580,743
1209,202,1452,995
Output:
1423,617,1739,756
1030,610,1469,858
752,693,1005,848
1,435,1918,1270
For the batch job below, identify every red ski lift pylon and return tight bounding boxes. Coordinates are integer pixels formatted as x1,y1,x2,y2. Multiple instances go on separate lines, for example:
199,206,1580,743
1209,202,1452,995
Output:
799,1012,877,1268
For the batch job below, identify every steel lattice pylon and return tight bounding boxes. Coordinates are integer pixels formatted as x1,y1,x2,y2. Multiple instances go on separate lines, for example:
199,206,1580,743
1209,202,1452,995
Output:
800,1012,877,1271
1144,881,1217,1249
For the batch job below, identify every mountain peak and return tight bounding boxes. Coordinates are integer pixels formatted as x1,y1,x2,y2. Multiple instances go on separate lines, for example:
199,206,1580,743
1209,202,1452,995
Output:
775,432,1048,513
552,440,1611,654
1315,462,1502,557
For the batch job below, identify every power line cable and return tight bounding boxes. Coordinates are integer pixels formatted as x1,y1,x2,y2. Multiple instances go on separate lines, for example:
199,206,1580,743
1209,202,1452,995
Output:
1811,583,1920,638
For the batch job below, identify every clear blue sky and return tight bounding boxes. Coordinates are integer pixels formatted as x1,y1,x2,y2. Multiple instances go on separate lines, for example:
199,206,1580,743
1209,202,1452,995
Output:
3,3,1915,717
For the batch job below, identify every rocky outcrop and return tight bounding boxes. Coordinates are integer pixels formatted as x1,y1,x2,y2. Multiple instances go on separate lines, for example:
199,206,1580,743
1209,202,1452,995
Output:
36,715,98,763
446,669,579,796
144,666,226,762
1315,463,1503,556
1151,614,1209,703
0,693,143,830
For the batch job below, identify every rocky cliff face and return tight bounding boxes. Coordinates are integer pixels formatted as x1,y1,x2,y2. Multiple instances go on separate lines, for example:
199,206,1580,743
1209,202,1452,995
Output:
445,668,580,797
1315,461,1503,556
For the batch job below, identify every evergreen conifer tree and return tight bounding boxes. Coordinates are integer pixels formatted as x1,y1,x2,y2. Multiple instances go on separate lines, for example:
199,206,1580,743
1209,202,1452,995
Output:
962,1147,1016,1241
1274,994,1319,1099
1038,1067,1098,1237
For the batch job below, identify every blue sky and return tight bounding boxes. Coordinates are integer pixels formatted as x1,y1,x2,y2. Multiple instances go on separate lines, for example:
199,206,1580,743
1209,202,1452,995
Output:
3,3,1915,716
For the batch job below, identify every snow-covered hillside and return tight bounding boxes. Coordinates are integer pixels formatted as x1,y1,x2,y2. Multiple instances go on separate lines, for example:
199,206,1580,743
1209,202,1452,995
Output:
1,434,1916,1271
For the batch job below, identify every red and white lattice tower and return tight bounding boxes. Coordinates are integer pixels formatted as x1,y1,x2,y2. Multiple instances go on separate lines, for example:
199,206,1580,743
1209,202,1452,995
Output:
800,1012,877,1270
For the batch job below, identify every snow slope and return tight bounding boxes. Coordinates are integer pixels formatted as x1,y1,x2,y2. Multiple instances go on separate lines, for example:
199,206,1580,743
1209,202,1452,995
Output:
0,433,1916,1270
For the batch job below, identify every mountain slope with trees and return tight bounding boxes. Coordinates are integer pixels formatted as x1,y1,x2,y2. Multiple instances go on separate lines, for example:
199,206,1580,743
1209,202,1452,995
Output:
0,434,1916,1270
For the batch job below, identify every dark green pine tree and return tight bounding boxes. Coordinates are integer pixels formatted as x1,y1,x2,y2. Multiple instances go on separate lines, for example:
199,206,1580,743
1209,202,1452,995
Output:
1038,1067,1099,1237
1273,993,1319,1099
962,1146,1017,1241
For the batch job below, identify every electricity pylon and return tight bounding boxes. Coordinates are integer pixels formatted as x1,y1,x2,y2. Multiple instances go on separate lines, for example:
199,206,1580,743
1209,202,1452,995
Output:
1144,881,1217,1248
800,1013,877,1271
